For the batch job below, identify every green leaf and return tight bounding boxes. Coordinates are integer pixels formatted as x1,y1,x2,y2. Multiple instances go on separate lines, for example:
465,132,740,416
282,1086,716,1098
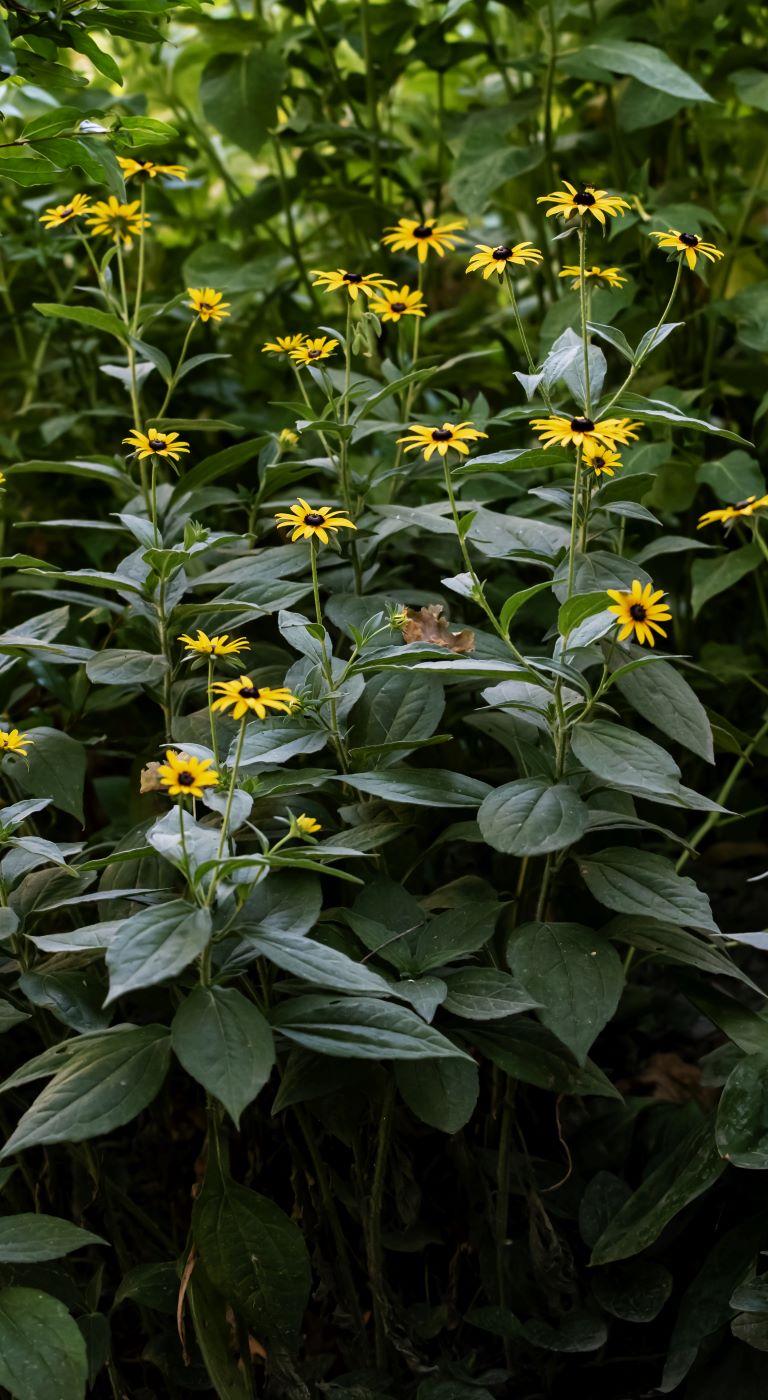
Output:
0,1025,171,1155
172,437,269,498
499,580,552,635
271,994,470,1060
0,1215,106,1263
105,900,212,1002
611,394,752,446
86,649,168,686
571,720,681,795
33,303,128,343
351,670,445,763
578,847,719,931
186,1260,252,1400
716,1054,768,1169
395,1059,479,1134
338,768,491,808
605,916,760,991
731,67,768,111
590,1118,726,1264
507,922,624,1063
0,1288,87,1400
172,986,275,1127
442,968,539,1020
691,544,761,616
478,779,588,856
592,1260,673,1322
11,728,86,822
682,981,768,1055
697,450,765,504
574,39,712,101
237,721,327,768
611,656,715,762
470,1020,620,1099
200,48,286,157
241,928,393,995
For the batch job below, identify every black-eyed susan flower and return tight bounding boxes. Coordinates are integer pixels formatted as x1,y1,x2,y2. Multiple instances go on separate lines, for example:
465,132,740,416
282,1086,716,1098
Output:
279,428,299,447
262,334,306,355
289,336,338,367
558,264,627,290
583,442,622,478
649,229,724,271
607,580,672,647
156,749,219,798
117,157,187,181
381,216,466,262
123,428,190,462
537,181,629,225
698,495,768,529
466,241,543,279
311,268,394,301
187,287,230,323
179,630,250,657
210,679,297,721
0,728,33,757
397,421,488,461
368,284,427,322
274,499,356,543
294,813,322,836
86,197,150,246
530,414,641,451
39,193,91,231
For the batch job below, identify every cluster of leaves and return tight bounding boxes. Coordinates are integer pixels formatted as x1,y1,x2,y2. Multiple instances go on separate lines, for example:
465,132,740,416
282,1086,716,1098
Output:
1,2,768,1398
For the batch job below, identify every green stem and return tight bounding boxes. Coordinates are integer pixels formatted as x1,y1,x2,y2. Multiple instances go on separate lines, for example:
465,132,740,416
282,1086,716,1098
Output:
504,268,552,411
205,716,247,909
157,318,196,419
566,446,584,599
367,1076,395,1368
150,455,159,548
131,184,146,334
340,299,363,594
207,657,219,767
157,577,174,742
577,223,591,416
677,712,768,872
602,259,683,415
310,539,323,628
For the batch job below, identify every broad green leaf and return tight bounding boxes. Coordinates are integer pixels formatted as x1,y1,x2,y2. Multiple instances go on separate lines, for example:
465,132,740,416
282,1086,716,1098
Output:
716,1054,768,1169
338,768,491,808
0,1288,87,1400
697,450,765,504
395,1059,479,1134
86,649,168,686
200,49,286,157
397,902,499,975
731,67,768,111
241,928,393,995
605,916,759,991
691,545,761,616
578,847,719,931
571,720,681,794
351,670,445,764
611,655,715,762
187,1260,252,1400
499,580,552,634
0,1214,106,1263
172,437,269,498
172,986,275,1126
237,721,327,768
592,1260,673,1323
0,1025,171,1155
33,303,128,342
442,968,539,1020
470,1021,620,1099
574,40,712,101
611,394,752,446
507,922,624,1063
478,779,588,856
11,728,86,822
271,994,470,1060
557,591,608,637
683,981,768,1055
105,900,212,1002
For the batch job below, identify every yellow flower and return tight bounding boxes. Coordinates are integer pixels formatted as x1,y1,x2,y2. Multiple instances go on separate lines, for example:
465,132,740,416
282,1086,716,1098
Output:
368,284,427,322
558,264,627,290
279,428,299,447
310,268,395,301
0,472,6,488
156,749,219,799
274,498,356,544
607,580,672,647
186,287,230,323
178,630,250,656
210,679,297,721
698,495,768,529
39,193,91,231
397,421,488,461
537,182,630,225
530,415,641,451
117,157,187,181
262,334,306,355
649,229,724,271
123,428,190,462
466,242,544,279
85,197,150,246
0,728,33,757
295,813,322,836
381,216,467,262
289,336,338,367
583,442,623,478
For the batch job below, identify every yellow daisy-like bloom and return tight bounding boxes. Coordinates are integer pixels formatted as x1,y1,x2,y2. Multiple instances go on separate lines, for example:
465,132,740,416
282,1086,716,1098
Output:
178,630,250,657
86,197,150,247
289,336,339,367
186,287,230,323
537,181,630,225
262,334,306,355
0,728,33,757
368,284,427,322
530,414,641,451
210,679,297,722
398,421,488,461
279,428,299,447
0,472,6,488
117,157,187,181
698,495,768,529
607,580,672,647
381,216,467,263
295,813,322,835
466,241,544,279
559,264,627,290
156,749,219,799
274,498,356,544
39,193,91,231
583,442,623,478
123,428,190,462
649,229,724,271
311,268,394,301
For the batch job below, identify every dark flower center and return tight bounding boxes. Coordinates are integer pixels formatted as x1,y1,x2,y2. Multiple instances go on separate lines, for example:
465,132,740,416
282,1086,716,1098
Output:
239,686,262,698
679,232,699,247
570,417,594,432
629,603,647,621
432,428,454,441
343,272,363,284
574,190,596,207
593,457,605,470
492,246,512,260
62,207,73,217
390,301,407,312
177,771,195,786
304,512,326,525
307,348,321,358
413,224,432,238
148,438,166,451
199,302,212,311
